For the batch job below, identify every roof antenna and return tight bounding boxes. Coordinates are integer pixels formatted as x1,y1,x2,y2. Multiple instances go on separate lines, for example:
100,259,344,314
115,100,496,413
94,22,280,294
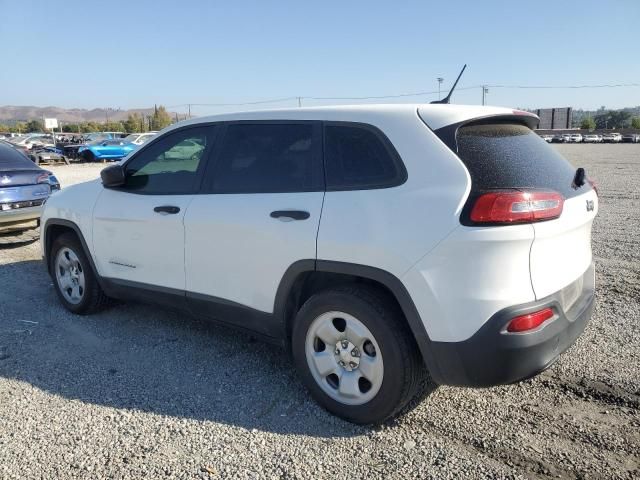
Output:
430,64,467,104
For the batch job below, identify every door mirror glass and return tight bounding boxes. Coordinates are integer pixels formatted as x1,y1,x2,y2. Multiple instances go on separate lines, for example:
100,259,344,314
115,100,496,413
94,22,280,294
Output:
101,164,125,188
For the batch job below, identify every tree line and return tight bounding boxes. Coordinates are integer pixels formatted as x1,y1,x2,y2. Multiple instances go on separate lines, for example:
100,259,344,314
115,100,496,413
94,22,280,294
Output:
577,107,640,130
0,105,174,134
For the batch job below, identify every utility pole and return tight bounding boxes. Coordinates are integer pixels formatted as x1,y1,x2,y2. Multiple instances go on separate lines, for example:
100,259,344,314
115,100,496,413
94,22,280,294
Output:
482,86,489,106
188,104,191,119
437,77,444,100
297,97,302,107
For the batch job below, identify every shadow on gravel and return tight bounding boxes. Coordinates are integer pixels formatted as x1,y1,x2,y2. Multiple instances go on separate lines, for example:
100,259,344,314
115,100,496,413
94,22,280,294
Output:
0,231,39,248
0,259,436,437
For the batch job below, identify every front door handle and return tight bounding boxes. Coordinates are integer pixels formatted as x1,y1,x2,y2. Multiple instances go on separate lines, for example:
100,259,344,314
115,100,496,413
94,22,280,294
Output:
270,210,310,221
154,205,180,214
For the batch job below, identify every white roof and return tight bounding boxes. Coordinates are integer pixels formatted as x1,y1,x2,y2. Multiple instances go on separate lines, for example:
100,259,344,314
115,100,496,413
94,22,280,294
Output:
163,103,538,134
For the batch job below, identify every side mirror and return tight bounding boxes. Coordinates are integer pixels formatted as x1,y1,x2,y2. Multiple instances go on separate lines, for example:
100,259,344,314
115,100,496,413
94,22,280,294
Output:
101,164,125,188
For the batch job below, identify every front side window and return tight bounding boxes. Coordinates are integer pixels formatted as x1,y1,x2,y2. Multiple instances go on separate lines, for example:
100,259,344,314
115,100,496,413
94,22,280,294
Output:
122,126,213,194
210,123,322,193
324,123,406,190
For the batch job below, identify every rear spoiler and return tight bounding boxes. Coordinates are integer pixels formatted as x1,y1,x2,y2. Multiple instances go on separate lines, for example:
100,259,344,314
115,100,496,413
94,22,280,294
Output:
430,113,541,152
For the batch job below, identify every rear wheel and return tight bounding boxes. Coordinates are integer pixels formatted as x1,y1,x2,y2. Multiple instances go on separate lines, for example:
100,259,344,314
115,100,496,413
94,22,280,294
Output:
50,232,109,314
292,286,425,424
81,150,95,162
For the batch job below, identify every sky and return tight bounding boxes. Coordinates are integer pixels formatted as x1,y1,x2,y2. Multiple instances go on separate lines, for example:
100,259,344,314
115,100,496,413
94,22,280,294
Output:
1,0,638,116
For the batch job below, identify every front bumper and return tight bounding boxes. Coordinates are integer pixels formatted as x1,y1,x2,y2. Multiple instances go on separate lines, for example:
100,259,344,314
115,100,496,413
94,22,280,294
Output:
427,263,595,387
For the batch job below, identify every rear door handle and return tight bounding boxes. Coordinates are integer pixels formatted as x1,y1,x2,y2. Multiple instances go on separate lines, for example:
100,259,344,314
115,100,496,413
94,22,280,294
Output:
154,205,180,214
270,210,310,221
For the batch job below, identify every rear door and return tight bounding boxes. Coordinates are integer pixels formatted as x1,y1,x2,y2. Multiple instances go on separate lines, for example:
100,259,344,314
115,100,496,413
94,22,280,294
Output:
184,122,324,335
452,121,597,300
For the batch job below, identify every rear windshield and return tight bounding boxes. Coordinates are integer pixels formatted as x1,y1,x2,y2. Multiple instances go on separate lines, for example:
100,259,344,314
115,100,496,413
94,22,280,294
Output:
0,143,38,169
455,122,586,198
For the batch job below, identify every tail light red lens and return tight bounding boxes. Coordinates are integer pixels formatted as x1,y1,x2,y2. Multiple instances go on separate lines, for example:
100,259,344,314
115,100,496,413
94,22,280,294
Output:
588,178,598,197
470,190,564,224
36,173,50,184
506,308,554,333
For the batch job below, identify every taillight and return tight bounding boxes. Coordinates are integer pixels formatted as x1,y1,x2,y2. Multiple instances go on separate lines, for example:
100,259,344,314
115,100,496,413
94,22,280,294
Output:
506,308,554,333
470,190,564,224
588,178,598,197
36,173,50,184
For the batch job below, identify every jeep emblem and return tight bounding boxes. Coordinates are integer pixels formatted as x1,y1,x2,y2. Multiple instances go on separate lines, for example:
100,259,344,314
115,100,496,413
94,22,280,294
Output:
586,199,594,212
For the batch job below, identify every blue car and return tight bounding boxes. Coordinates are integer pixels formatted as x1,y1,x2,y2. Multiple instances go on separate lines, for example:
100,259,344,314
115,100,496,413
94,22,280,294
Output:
0,141,60,242
78,133,156,162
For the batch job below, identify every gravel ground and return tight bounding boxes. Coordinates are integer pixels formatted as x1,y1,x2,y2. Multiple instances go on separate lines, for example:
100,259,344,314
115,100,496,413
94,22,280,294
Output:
0,147,639,479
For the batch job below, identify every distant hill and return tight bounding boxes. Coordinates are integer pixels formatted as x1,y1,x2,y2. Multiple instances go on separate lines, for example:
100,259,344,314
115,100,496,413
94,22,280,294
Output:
0,105,177,124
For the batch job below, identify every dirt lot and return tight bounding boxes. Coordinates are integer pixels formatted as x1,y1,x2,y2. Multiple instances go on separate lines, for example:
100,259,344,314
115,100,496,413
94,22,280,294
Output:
0,146,639,479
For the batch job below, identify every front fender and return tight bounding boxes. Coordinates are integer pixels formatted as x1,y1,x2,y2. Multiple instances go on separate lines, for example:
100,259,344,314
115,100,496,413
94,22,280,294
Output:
40,179,103,261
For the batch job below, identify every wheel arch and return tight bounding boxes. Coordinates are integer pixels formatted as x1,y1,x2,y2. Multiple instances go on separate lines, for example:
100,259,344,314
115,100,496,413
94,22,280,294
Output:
43,219,100,283
275,259,443,381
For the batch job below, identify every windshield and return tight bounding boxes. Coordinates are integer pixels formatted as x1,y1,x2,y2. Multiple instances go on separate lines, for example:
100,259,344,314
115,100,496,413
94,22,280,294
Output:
123,134,139,143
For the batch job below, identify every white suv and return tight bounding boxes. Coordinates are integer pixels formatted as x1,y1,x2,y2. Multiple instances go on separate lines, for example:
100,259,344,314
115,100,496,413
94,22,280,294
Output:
41,104,598,424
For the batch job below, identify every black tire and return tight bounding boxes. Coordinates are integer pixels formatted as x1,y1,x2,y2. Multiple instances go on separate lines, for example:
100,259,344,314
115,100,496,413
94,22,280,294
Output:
81,150,95,162
49,232,110,314
292,285,425,424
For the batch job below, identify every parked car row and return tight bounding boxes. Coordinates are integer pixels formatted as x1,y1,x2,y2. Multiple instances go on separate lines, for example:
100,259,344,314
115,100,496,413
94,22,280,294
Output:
77,132,157,162
540,132,640,143
3,131,158,163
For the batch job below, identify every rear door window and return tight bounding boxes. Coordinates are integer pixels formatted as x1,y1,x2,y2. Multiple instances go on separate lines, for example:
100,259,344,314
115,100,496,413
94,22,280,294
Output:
208,122,323,193
324,123,406,190
455,122,587,199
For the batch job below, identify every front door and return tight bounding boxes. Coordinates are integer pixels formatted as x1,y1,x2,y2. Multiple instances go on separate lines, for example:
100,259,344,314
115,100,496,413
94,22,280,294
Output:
92,125,216,292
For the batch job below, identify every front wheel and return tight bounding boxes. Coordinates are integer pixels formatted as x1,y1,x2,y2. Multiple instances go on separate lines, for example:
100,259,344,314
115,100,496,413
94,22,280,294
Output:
50,232,110,314
292,286,425,424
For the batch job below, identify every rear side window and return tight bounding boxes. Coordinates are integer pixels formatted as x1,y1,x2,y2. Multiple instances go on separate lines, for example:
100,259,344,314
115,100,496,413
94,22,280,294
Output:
210,123,323,193
324,124,406,190
455,123,585,199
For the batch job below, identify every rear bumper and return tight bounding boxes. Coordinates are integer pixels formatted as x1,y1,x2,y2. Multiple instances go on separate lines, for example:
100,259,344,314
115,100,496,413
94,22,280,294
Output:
0,205,43,227
427,262,595,387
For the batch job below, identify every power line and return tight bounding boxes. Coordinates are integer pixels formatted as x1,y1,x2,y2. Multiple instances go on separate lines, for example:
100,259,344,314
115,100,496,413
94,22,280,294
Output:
166,97,298,109
162,81,639,111
308,86,481,101
486,82,640,89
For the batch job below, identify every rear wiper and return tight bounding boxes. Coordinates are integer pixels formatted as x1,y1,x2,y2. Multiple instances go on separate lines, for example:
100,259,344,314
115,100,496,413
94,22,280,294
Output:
572,167,586,189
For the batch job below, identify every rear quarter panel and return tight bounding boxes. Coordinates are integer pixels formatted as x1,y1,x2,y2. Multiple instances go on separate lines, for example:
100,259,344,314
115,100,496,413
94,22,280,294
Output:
317,109,470,278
